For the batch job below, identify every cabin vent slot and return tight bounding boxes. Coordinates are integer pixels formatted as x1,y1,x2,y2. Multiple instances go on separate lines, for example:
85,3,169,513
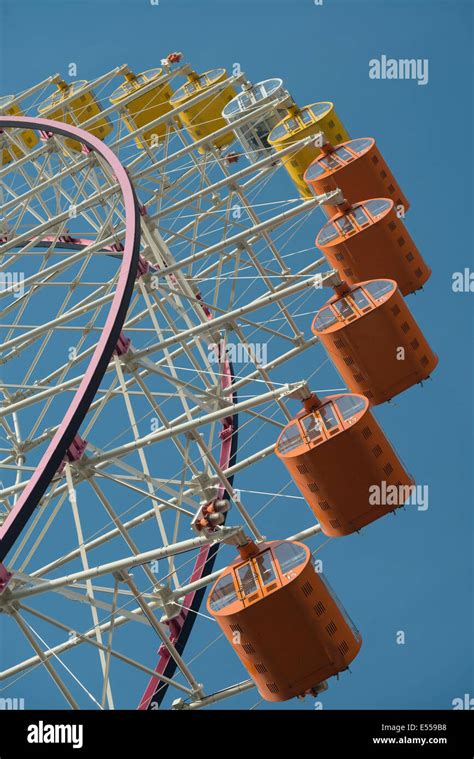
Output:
326,621,338,636
266,682,280,694
301,581,314,597
338,640,350,656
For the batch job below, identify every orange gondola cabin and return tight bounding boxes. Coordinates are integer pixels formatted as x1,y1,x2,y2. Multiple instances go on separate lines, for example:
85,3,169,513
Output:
315,199,430,295
207,539,362,701
275,393,415,536
311,279,439,404
304,137,409,218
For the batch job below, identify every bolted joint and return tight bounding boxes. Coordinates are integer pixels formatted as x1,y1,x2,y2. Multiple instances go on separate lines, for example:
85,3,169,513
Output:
57,434,88,474
219,423,234,442
0,563,13,594
136,254,150,279
157,584,184,622
114,332,132,357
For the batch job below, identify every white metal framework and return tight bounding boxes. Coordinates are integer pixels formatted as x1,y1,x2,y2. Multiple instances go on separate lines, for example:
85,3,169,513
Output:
0,60,344,710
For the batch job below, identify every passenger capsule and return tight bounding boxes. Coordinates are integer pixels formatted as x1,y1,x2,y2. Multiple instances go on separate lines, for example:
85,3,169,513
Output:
170,68,237,151
275,393,415,536
304,137,409,218
0,95,39,165
316,198,430,295
222,78,291,163
109,68,174,149
207,539,362,701
267,103,349,199
37,79,113,151
311,280,438,404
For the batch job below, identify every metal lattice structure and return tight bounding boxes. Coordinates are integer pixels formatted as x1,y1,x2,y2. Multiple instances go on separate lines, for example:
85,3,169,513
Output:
0,58,431,710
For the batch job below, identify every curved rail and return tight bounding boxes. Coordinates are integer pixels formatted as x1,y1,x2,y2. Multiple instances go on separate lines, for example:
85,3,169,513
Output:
0,118,239,709
0,117,141,560
139,352,238,709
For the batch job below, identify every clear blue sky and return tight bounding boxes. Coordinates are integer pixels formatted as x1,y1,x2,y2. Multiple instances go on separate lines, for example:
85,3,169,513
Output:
0,0,472,710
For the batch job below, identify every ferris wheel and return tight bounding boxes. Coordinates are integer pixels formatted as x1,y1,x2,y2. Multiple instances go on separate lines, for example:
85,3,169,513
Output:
0,53,437,710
